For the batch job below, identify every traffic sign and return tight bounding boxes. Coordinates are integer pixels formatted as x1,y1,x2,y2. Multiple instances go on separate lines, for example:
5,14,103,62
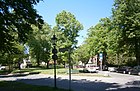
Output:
59,48,69,52
99,53,103,60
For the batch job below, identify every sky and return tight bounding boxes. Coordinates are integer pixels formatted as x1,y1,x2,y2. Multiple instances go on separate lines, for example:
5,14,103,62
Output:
34,0,114,46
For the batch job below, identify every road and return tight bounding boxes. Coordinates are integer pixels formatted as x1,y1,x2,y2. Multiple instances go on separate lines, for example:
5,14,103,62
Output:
0,71,140,91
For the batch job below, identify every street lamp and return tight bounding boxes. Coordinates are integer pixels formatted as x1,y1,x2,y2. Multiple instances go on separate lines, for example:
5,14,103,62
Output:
51,34,58,88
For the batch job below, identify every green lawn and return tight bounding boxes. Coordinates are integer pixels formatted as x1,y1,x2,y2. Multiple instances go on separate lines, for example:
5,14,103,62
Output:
0,68,79,76
1,67,109,78
0,70,11,75
0,81,68,91
11,68,79,75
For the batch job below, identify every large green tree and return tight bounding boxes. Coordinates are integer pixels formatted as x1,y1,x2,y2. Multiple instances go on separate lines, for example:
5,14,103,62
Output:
81,17,123,66
56,10,83,48
0,42,25,70
28,23,52,67
85,18,111,59
55,10,83,64
112,0,140,65
0,0,44,54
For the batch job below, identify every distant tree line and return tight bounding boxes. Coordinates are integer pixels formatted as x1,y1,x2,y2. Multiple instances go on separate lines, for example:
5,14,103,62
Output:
73,0,140,67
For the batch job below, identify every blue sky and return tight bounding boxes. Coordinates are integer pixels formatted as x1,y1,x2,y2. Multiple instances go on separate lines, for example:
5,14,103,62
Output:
35,0,114,46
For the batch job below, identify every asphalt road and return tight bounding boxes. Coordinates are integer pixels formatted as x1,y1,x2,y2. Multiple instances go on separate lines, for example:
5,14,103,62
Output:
0,71,140,91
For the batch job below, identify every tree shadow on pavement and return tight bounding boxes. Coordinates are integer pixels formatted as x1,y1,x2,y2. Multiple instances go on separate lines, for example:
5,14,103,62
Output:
16,76,140,91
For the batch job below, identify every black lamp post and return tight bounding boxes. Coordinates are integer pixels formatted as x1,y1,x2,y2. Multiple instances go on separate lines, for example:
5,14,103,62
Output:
51,34,58,88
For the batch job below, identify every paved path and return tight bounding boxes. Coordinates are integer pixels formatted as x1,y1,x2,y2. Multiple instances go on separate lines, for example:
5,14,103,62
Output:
0,72,140,91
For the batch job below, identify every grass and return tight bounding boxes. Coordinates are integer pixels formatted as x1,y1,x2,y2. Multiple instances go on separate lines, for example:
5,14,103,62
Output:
0,70,11,75
0,68,71,75
11,68,79,75
1,67,108,77
0,81,68,91
33,68,80,75
12,69,35,73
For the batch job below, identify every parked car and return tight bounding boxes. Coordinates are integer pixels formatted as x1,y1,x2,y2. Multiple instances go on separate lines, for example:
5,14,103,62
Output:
108,67,117,72
116,66,132,74
83,64,99,73
128,66,140,75
0,66,6,70
77,65,84,72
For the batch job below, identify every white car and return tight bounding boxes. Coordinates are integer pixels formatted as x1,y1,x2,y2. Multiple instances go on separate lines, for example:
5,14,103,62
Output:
108,67,117,72
83,64,99,73
0,66,6,70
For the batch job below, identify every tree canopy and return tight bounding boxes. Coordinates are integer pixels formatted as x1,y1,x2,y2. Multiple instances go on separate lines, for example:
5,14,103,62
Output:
112,0,140,65
28,23,52,67
55,10,83,64
0,0,44,54
56,10,83,48
74,0,140,66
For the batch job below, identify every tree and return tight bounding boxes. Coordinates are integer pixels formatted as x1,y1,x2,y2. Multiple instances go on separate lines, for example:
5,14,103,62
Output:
83,17,124,66
0,42,25,70
0,0,44,54
72,44,90,65
56,10,83,48
55,10,83,64
28,23,52,67
86,18,111,55
112,0,140,65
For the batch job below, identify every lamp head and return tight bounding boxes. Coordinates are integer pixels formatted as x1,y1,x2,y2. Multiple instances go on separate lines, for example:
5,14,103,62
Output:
51,34,57,45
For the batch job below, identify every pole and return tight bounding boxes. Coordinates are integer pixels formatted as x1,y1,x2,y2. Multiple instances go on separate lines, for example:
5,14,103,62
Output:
52,34,57,88
54,58,57,88
68,49,71,90
100,59,102,71
99,52,103,71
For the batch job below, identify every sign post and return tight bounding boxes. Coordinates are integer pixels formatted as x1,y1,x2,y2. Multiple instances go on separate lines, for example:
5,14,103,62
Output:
99,53,103,71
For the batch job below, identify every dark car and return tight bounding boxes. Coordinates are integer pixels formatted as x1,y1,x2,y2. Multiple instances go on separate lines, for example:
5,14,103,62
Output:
128,66,140,75
116,66,132,74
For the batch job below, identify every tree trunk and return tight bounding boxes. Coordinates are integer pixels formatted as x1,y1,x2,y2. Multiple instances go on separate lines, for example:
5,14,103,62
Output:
47,61,49,69
63,61,65,68
135,38,140,65
103,51,107,65
8,58,13,71
18,60,21,70
37,57,40,67
116,53,119,67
